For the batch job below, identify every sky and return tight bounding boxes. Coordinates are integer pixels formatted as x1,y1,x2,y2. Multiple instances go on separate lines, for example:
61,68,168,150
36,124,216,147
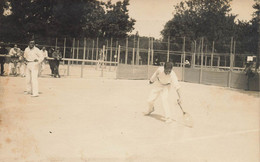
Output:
110,0,256,39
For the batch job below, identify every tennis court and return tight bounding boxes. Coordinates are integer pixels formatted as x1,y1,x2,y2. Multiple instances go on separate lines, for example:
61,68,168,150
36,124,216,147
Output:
0,67,259,161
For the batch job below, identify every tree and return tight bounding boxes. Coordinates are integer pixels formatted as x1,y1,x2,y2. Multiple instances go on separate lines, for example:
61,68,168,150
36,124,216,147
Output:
252,0,259,69
0,0,55,43
102,0,135,38
0,0,135,43
161,0,236,48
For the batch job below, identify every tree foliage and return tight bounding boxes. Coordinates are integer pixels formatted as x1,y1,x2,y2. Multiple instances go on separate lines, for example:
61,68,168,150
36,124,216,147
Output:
161,0,258,55
162,0,236,41
0,0,135,43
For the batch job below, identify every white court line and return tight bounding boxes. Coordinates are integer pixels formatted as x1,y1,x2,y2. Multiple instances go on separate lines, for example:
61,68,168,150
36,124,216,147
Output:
174,129,259,144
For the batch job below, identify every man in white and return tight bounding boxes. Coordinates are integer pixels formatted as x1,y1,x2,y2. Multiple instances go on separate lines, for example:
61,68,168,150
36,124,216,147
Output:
144,62,182,123
24,40,43,97
38,46,48,76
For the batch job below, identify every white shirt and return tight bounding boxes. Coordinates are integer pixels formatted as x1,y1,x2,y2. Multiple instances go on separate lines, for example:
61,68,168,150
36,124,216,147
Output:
150,66,181,89
24,46,43,62
9,48,20,56
41,50,48,58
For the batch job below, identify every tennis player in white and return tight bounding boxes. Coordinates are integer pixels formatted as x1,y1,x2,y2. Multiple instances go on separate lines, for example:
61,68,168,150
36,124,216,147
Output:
24,40,43,97
144,62,182,123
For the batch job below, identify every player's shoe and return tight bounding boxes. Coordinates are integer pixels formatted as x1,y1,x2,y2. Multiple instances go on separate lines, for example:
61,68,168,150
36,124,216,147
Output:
143,107,154,116
24,91,31,95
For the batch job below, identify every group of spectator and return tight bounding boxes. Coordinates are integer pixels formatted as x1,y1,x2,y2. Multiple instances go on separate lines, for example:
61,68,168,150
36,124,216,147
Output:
0,43,62,78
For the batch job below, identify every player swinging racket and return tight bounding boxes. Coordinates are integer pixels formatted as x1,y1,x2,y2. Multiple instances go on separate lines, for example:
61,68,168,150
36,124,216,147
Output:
144,62,182,123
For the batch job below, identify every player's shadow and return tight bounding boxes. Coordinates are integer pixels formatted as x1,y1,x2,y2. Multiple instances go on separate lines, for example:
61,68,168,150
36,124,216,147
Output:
148,114,165,122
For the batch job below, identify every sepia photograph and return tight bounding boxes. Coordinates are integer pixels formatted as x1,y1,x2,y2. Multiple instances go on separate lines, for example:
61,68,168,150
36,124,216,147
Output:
0,0,259,161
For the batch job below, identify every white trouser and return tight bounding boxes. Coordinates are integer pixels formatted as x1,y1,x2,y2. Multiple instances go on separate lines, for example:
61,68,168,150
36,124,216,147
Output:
38,62,45,76
8,62,20,75
26,62,39,96
19,63,26,76
8,63,14,75
147,81,171,119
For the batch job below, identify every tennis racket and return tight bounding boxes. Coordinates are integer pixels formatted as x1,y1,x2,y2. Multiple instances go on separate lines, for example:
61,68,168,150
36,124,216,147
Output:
177,99,193,128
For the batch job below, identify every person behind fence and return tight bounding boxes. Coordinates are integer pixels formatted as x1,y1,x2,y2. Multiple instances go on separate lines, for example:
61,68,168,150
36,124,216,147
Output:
24,40,43,97
38,46,48,76
48,48,55,76
244,62,256,91
0,44,8,76
144,62,183,123
52,47,62,78
154,57,160,66
97,49,104,69
8,44,21,76
185,60,191,67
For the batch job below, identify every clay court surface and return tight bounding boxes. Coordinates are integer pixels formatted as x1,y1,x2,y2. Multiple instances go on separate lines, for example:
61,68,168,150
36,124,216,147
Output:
0,66,259,162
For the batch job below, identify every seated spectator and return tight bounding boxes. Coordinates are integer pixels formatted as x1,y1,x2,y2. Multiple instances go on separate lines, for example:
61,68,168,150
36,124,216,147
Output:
185,60,191,67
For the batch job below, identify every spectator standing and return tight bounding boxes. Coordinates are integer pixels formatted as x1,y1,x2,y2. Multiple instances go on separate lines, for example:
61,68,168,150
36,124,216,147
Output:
48,48,55,76
38,46,48,76
52,48,62,78
0,44,8,76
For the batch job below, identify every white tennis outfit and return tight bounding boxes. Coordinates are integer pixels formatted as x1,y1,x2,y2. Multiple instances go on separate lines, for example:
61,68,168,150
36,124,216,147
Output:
147,66,181,119
24,46,42,96
38,49,48,76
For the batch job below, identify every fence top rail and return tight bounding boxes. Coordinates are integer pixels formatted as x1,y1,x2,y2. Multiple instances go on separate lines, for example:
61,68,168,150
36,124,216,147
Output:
0,54,119,64
58,58,119,64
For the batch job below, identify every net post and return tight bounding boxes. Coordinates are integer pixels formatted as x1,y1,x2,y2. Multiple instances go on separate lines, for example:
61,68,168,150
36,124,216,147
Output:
76,40,79,65
136,37,140,65
67,60,70,76
81,37,86,78
217,56,220,68
117,45,121,64
205,45,207,67
101,45,105,77
199,37,204,84
105,40,108,66
211,41,214,68
182,36,186,81
192,40,196,68
233,40,236,67
125,37,128,64
132,36,135,65
109,37,113,70
115,41,118,62
228,37,233,88
95,37,99,70
86,40,90,62
91,40,95,65
63,37,66,65
72,38,75,65
96,37,99,61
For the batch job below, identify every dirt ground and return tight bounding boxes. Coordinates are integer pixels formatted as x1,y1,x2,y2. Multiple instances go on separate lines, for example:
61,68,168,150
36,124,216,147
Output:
0,66,259,162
